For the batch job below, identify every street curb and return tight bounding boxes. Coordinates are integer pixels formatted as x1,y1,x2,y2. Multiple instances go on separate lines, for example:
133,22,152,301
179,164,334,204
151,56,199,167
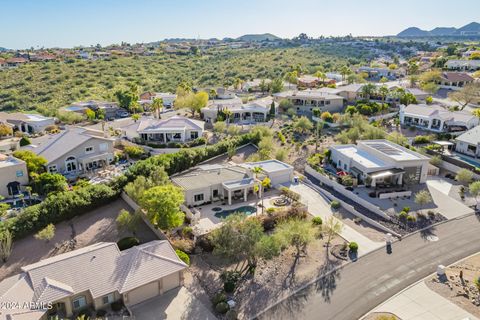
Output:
358,250,480,320
248,213,477,320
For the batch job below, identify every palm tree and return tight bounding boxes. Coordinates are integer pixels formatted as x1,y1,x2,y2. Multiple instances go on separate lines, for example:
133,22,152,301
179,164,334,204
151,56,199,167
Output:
360,83,377,100
251,167,264,214
378,86,390,102
340,66,351,81
314,71,327,85
150,98,163,119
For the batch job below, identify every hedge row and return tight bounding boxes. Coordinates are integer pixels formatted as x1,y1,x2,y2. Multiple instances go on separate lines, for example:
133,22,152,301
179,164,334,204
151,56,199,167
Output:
2,133,260,239
2,184,119,239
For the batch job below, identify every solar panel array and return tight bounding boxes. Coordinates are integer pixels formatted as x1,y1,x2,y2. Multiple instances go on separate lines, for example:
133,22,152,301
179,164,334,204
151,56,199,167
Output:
366,142,403,156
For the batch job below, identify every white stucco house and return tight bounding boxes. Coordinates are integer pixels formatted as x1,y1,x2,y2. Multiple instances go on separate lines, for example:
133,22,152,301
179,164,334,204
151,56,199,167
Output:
171,160,294,207
330,140,431,186
0,112,55,134
399,104,479,134
0,154,29,197
123,116,205,143
455,126,480,157
139,92,177,109
445,59,480,71
274,89,345,116
201,97,274,124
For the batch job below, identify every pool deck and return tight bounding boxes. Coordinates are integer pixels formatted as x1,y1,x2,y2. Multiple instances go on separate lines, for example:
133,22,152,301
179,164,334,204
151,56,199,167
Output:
192,190,280,235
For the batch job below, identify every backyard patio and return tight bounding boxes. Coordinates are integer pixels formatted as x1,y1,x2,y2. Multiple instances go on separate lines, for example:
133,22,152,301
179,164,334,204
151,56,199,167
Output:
191,189,283,235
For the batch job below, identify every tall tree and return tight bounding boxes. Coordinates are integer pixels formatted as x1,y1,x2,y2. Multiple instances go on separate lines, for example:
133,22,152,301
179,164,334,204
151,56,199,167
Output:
449,83,480,110
140,184,185,230
150,98,163,119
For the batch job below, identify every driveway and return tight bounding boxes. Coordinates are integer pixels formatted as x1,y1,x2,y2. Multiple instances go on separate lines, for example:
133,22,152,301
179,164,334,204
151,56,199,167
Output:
371,281,479,320
426,178,474,219
289,183,383,256
129,286,217,320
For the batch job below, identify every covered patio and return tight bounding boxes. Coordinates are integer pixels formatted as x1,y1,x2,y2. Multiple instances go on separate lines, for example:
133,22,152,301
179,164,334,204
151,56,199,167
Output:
368,168,404,188
222,177,255,205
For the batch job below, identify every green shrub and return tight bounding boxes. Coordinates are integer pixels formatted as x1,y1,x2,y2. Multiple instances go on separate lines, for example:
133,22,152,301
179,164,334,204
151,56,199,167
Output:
211,292,227,305
348,242,359,252
402,206,410,213
226,309,238,320
19,136,31,146
1,184,119,239
110,301,123,312
413,135,433,145
124,145,145,159
215,302,230,314
330,200,341,209
398,211,408,221
221,271,241,293
407,215,416,223
175,249,190,265
312,216,323,225
181,226,193,238
117,237,140,250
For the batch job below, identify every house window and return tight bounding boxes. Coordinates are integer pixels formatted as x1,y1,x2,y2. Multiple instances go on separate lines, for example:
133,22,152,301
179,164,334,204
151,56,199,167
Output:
72,296,87,310
173,133,181,140
326,101,331,105
48,165,57,173
65,156,77,172
213,189,219,197
102,293,114,305
16,170,24,177
194,194,204,202
85,146,94,154
190,131,199,139
99,143,108,152
338,160,342,167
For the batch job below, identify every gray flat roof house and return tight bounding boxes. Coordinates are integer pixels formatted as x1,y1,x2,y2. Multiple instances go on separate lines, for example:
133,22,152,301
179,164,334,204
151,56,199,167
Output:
0,241,187,319
201,97,274,124
0,112,55,134
330,140,431,187
274,89,345,115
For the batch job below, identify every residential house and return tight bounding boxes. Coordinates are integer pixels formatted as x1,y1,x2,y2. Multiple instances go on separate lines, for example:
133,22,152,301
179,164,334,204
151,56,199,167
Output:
446,59,480,71
123,116,205,143
437,72,474,90
5,57,28,67
455,126,480,158
0,154,29,197
399,104,479,134
357,66,398,80
0,241,187,319
24,127,115,178
172,160,293,206
139,92,177,109
63,101,121,120
0,112,55,134
297,75,335,88
215,87,236,99
0,58,6,69
274,89,345,115
333,84,365,102
0,137,20,154
201,96,274,124
241,79,271,92
330,140,431,186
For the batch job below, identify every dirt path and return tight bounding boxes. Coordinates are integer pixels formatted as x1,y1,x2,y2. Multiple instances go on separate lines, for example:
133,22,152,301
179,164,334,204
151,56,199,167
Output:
0,198,157,280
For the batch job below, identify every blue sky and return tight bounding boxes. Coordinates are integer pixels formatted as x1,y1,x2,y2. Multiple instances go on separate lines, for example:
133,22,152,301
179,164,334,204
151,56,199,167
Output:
1,0,479,49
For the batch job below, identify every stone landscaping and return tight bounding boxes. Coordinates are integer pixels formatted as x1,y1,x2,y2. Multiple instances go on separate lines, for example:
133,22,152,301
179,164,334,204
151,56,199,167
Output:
425,253,480,318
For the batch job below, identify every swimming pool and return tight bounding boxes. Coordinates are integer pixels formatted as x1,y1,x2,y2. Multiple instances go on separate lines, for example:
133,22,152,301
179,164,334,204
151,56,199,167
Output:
452,153,480,168
214,205,257,219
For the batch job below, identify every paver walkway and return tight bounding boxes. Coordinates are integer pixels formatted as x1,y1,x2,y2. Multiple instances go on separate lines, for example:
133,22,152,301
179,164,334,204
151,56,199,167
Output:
426,178,474,219
289,183,383,256
371,281,479,320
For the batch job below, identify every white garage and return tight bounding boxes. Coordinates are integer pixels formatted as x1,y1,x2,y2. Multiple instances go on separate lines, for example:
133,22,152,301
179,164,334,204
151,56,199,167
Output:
162,273,181,293
125,281,160,306
246,160,294,186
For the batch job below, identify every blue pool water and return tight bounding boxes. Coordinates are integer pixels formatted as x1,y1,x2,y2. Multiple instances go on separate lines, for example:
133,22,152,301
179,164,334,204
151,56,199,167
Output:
452,153,480,168
214,205,257,219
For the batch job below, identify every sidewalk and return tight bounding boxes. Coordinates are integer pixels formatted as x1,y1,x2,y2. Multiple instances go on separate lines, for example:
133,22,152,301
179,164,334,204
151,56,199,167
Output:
289,183,384,256
370,281,479,320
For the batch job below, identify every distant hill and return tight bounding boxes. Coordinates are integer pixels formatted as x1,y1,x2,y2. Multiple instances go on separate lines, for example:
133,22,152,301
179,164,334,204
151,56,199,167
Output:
397,22,480,37
236,33,281,42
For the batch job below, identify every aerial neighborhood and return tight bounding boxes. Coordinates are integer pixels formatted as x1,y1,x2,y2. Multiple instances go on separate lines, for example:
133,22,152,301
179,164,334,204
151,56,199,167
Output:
1,6,480,320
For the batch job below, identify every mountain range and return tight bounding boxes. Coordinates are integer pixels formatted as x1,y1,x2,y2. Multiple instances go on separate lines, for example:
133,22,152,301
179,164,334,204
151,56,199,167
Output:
397,22,480,37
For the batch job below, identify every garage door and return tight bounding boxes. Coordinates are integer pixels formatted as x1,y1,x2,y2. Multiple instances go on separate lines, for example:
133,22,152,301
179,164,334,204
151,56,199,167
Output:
162,273,180,293
270,171,292,186
126,281,159,306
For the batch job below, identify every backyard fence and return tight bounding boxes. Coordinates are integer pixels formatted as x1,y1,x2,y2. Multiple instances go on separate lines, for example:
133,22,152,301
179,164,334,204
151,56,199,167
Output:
121,192,168,240
305,165,391,220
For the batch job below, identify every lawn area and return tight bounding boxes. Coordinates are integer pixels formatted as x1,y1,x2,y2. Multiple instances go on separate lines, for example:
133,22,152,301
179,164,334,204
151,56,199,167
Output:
0,198,158,280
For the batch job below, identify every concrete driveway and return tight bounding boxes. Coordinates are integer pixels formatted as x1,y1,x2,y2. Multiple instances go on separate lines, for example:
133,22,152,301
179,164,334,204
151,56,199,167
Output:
426,178,474,219
288,183,383,256
129,286,217,320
